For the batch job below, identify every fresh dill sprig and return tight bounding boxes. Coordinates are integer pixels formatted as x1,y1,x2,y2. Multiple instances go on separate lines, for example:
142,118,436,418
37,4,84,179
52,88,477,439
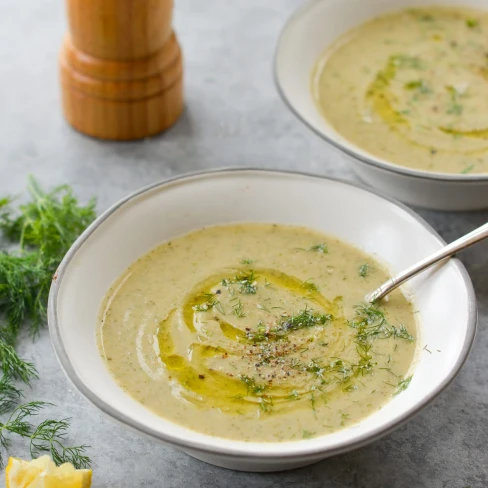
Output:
0,401,47,457
0,177,96,258
0,402,91,469
0,333,37,384
0,178,94,467
240,259,254,265
0,177,96,337
395,375,413,395
0,376,23,414
30,419,91,469
0,252,51,337
308,243,328,253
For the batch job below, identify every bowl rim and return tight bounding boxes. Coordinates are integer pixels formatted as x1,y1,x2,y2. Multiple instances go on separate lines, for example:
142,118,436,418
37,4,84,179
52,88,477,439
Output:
273,0,488,183
48,168,477,460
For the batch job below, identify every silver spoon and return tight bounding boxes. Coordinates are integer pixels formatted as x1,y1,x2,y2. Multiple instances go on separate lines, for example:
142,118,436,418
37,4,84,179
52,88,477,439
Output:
366,221,488,303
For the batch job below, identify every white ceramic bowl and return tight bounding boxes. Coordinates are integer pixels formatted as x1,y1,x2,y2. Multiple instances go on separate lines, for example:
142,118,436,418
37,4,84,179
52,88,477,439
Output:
48,169,476,472
274,0,488,211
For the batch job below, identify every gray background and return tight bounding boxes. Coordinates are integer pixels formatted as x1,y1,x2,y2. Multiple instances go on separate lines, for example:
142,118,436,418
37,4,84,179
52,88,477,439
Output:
1,1,487,486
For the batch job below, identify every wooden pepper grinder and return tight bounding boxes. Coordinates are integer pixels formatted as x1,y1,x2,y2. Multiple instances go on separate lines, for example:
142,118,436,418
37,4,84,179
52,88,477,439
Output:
59,0,183,140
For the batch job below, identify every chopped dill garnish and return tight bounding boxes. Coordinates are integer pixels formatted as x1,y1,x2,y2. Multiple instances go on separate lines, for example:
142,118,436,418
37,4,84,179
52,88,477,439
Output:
302,280,319,292
392,54,425,70
192,295,225,314
446,85,463,115
246,308,332,343
404,79,431,94
222,270,258,295
232,300,245,318
392,324,414,342
395,375,413,395
276,308,332,335
240,375,266,395
352,343,375,376
423,345,432,354
308,243,328,253
302,430,316,439
466,18,479,28
259,396,273,412
240,259,254,265
342,384,358,393
358,264,369,277
461,163,474,174
349,304,414,343
418,14,434,22
287,390,299,400
256,303,270,312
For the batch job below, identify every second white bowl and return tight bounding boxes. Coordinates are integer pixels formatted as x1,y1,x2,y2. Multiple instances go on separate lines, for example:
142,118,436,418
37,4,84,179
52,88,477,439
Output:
274,0,488,210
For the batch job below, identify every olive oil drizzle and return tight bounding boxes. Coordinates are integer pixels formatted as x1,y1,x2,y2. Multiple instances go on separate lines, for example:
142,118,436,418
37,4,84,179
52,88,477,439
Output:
157,268,414,416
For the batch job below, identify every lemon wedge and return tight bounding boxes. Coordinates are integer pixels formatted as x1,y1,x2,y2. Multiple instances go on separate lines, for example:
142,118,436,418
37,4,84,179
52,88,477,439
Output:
6,456,92,488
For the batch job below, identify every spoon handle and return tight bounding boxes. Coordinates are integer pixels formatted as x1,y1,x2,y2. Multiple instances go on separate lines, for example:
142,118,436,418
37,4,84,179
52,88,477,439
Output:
366,221,488,303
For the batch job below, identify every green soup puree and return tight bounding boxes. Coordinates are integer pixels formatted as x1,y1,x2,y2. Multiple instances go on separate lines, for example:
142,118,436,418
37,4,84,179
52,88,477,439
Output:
312,7,488,174
98,224,417,442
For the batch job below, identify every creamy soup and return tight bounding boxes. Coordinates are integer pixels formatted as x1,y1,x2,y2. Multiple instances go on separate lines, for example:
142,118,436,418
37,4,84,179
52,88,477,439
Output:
98,224,417,442
312,7,488,174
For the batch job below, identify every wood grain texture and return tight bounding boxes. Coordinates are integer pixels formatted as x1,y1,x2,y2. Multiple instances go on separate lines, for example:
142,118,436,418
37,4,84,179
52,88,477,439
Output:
61,72,183,140
66,0,173,60
60,0,183,140
62,32,180,81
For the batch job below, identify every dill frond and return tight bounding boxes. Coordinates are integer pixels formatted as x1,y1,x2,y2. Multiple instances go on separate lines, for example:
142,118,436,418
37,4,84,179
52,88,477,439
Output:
232,300,245,318
0,376,23,414
0,178,96,337
0,178,95,468
222,270,258,295
246,307,332,343
30,418,91,469
0,338,37,384
0,176,96,258
275,308,332,336
0,401,48,461
349,304,414,343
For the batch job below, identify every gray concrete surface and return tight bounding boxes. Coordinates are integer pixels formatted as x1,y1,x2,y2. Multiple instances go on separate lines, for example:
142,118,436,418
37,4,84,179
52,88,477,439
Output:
1,1,487,486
